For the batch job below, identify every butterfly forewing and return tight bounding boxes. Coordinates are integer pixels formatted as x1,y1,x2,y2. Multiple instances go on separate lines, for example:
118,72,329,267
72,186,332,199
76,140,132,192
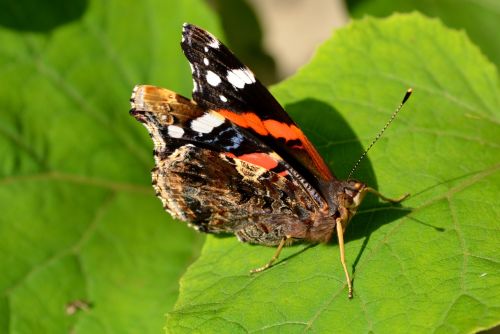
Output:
181,23,335,194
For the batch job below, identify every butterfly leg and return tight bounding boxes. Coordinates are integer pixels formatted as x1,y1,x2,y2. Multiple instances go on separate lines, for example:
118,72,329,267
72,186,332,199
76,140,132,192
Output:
365,187,409,203
250,236,290,274
336,218,353,299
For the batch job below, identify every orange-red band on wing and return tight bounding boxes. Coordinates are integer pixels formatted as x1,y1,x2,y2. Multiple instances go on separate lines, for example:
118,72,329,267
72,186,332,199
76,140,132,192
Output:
225,152,278,170
218,110,333,182
217,110,267,136
218,110,302,141
262,119,297,142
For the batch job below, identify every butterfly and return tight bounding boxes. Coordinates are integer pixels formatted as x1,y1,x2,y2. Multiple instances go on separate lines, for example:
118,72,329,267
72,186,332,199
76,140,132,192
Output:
130,23,411,298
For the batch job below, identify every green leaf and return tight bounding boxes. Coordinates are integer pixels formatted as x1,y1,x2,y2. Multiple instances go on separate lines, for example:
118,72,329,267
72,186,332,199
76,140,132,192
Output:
346,0,500,71
166,14,500,333
0,0,220,332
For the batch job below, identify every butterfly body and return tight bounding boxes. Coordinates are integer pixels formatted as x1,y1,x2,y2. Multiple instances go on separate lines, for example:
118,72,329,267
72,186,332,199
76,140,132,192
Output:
130,23,408,298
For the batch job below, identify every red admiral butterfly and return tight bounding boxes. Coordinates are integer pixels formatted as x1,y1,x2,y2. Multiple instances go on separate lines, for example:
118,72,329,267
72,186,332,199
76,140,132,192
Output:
130,23,412,298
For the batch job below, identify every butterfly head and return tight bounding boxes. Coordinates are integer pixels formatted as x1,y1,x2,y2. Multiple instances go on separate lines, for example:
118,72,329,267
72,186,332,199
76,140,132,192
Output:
332,180,368,224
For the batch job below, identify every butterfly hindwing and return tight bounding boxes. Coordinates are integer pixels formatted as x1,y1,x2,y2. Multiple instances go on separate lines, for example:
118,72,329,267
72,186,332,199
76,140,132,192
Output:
152,144,329,245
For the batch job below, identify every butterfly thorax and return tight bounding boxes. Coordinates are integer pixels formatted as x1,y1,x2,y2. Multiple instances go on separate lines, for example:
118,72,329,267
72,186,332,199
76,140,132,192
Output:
288,179,365,243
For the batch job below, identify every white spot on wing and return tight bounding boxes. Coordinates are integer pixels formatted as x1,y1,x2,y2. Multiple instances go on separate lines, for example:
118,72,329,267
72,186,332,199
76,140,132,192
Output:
226,68,256,89
191,112,225,134
203,58,209,65
167,125,184,138
206,70,221,86
130,85,138,107
192,79,198,92
207,37,220,49
204,46,209,52
219,95,227,102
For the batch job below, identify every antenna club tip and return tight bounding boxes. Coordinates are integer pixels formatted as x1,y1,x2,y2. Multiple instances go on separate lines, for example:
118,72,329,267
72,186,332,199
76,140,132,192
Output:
402,88,413,104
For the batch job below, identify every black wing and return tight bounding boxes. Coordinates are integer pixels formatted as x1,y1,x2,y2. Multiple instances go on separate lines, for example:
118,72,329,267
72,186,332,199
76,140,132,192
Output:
180,23,336,195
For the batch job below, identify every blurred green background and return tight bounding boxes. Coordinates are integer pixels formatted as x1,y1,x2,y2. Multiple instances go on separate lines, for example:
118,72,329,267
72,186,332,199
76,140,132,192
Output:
0,0,498,333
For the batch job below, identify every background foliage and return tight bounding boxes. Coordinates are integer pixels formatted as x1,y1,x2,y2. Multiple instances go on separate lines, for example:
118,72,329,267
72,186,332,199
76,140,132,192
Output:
0,0,498,333
347,0,500,70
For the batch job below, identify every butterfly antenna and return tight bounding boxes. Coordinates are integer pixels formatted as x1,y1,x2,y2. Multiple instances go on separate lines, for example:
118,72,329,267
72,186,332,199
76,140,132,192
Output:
347,88,413,180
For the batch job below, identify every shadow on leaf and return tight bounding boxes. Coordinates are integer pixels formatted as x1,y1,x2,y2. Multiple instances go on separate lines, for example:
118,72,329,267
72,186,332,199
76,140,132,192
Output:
285,98,378,185
285,98,415,269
